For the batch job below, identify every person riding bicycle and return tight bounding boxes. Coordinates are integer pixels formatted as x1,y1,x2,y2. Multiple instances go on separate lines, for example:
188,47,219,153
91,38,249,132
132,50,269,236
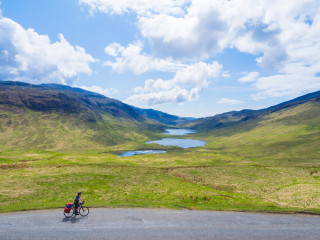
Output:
74,192,83,215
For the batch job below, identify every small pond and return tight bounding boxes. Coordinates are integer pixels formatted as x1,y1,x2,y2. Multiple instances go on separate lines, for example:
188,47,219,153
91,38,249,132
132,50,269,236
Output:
120,150,167,157
146,138,206,149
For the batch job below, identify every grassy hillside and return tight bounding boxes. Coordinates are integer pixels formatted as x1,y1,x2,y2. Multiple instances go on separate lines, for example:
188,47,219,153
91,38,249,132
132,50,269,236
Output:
197,99,320,165
0,81,172,151
0,109,156,152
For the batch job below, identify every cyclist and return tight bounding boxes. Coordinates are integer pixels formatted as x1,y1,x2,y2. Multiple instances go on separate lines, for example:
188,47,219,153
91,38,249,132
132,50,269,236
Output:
74,192,83,215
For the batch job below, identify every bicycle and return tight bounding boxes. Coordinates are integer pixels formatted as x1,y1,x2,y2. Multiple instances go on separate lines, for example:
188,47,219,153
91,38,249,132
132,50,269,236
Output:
64,201,89,218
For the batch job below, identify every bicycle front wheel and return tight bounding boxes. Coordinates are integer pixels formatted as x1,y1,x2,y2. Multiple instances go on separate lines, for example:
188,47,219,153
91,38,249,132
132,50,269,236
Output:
64,207,74,218
79,206,89,216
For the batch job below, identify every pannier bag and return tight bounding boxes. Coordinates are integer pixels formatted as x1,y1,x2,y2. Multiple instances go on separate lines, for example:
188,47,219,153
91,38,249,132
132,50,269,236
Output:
64,206,70,213
64,203,72,213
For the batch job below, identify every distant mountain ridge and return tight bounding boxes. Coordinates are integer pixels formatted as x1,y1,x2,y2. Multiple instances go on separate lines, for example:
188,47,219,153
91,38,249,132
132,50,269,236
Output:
188,90,320,131
0,81,193,126
134,107,196,126
1,80,320,133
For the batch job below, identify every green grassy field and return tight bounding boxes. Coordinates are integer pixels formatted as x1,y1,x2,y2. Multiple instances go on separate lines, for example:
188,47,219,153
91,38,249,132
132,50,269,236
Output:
0,150,302,213
0,101,319,214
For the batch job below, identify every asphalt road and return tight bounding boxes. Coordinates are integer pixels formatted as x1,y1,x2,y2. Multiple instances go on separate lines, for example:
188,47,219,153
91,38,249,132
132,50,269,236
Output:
0,208,320,240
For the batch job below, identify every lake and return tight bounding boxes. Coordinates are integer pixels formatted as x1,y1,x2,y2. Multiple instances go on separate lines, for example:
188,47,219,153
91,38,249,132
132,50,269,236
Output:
146,138,206,149
120,150,167,157
164,129,197,136
120,129,206,156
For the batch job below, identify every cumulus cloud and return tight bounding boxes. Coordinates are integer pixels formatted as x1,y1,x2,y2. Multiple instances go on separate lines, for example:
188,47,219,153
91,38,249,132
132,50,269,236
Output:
138,0,320,98
126,87,200,107
79,0,188,15
138,4,228,60
81,0,319,63
238,72,260,83
218,98,244,105
126,61,222,106
252,63,320,100
81,0,320,100
78,85,118,96
0,17,94,84
104,41,186,74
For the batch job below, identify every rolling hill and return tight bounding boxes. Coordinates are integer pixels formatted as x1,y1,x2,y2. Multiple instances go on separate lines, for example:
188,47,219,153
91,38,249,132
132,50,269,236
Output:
188,90,320,132
190,90,320,167
0,81,192,151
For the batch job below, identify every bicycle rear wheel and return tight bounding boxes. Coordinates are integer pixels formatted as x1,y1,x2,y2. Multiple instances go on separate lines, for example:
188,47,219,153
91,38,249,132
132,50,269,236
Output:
64,207,74,218
79,206,89,216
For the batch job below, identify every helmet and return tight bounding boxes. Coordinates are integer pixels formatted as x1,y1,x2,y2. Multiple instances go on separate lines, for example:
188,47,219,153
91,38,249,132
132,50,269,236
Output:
78,192,82,195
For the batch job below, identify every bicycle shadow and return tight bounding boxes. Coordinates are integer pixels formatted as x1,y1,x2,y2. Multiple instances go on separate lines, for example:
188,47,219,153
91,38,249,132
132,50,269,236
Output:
62,215,88,224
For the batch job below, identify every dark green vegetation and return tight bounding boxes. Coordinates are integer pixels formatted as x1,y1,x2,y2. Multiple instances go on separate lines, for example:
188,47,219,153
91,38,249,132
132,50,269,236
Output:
0,81,319,214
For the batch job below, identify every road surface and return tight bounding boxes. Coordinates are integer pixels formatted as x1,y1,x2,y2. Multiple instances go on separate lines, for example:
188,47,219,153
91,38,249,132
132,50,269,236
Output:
0,208,320,239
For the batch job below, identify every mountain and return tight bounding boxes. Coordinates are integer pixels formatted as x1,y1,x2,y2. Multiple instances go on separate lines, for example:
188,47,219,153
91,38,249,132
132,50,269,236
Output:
0,81,192,151
0,81,194,124
0,81,142,121
134,107,196,126
188,90,320,131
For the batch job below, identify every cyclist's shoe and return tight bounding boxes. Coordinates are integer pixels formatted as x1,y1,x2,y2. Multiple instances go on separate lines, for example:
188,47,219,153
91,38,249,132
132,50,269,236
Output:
75,211,79,215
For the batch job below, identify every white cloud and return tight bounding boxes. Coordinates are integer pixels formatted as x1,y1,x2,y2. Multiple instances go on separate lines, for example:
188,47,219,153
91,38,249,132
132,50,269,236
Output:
126,87,199,107
0,17,94,84
84,1,320,62
222,72,231,78
78,85,118,96
218,98,244,105
137,0,304,66
238,72,260,83
138,4,226,60
252,63,320,100
104,42,120,57
251,7,320,99
174,61,222,88
133,61,222,93
126,61,222,106
79,0,189,15
104,41,186,74
82,0,320,100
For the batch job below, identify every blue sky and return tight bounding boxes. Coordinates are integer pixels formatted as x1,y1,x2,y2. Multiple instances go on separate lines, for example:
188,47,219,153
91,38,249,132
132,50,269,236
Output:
0,0,320,117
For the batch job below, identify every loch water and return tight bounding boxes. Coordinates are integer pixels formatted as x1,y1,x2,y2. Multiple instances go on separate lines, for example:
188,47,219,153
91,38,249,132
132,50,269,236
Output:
146,138,206,149
119,150,167,157
164,129,197,136
120,129,206,156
